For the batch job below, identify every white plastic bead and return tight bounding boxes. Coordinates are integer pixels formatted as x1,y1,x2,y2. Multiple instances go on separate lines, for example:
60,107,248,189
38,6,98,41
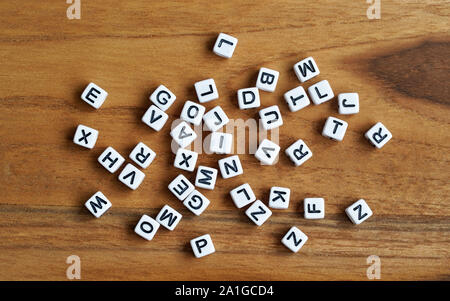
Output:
73,124,98,149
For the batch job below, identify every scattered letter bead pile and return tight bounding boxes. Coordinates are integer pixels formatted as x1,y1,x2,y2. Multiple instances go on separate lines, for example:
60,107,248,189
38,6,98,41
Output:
74,32,392,258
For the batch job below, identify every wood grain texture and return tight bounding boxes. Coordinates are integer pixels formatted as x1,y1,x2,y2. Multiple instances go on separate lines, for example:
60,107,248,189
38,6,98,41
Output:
0,0,449,280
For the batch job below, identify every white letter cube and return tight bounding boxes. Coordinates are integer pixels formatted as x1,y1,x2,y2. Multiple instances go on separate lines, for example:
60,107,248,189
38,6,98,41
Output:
285,139,313,167
195,78,219,103
230,183,256,208
183,190,210,216
218,155,243,179
322,116,348,141
345,199,373,225
256,67,279,92
203,106,229,132
282,226,308,253
195,166,218,190
237,87,260,110
269,187,290,209
73,124,98,149
85,191,112,218
180,100,206,126
293,57,320,83
304,198,325,219
149,85,176,111
81,82,108,109
98,146,125,173
134,214,160,241
259,105,283,130
338,93,359,115
170,121,197,148
156,204,182,231
365,122,392,149
174,148,198,172
284,86,310,112
129,142,156,169
168,174,195,201
191,234,215,258
213,33,238,59
118,163,145,190
308,80,334,105
142,105,169,132
209,132,233,154
254,139,280,165
245,200,272,226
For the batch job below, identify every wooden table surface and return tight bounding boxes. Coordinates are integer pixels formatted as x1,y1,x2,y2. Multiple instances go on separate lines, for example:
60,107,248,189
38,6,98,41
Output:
0,0,449,281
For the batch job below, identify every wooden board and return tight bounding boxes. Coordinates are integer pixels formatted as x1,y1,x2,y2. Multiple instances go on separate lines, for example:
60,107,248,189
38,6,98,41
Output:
0,0,449,280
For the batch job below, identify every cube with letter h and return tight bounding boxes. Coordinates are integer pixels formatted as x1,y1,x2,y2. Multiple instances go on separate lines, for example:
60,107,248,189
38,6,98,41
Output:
98,146,125,173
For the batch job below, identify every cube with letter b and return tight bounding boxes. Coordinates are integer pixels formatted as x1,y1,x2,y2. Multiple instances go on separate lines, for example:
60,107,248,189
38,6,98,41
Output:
256,67,279,92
